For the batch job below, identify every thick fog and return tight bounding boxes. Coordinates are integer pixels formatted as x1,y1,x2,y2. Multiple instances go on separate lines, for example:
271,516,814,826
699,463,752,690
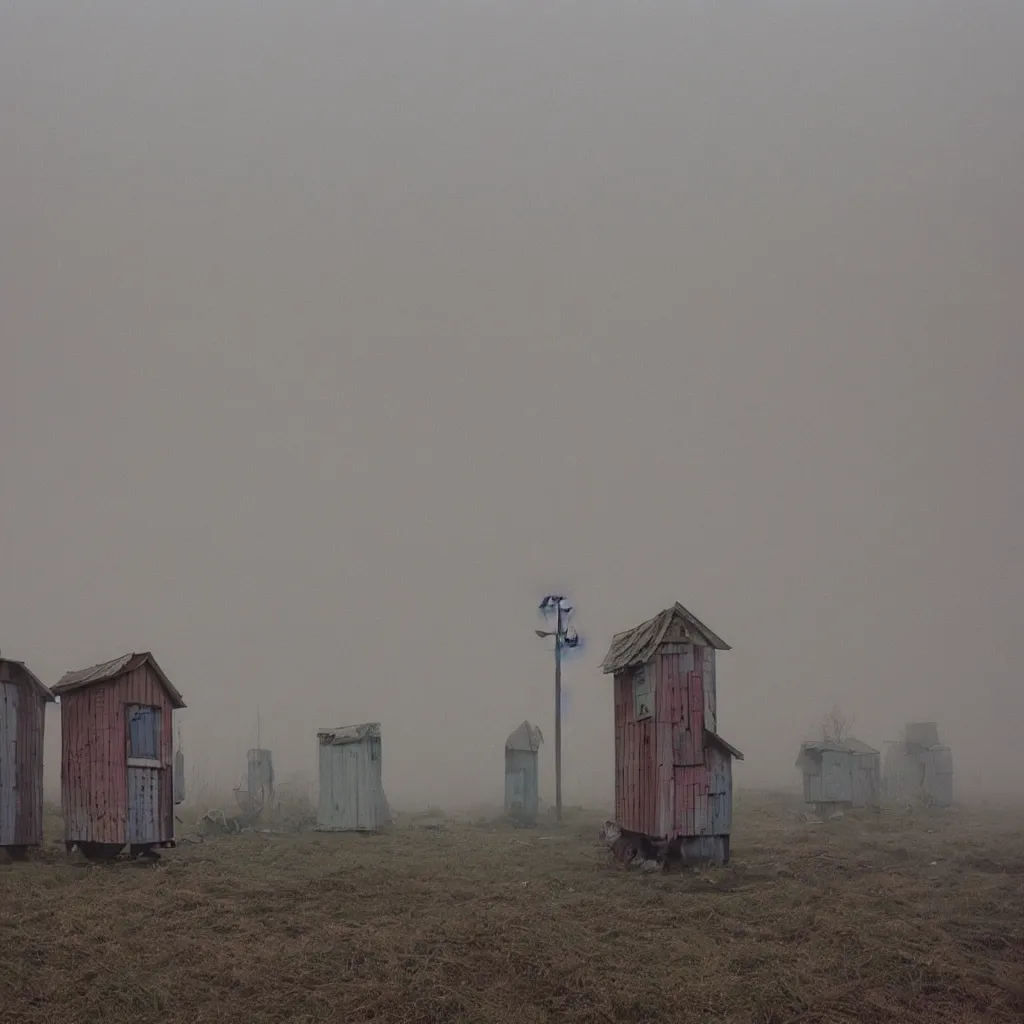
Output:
2,2,1022,808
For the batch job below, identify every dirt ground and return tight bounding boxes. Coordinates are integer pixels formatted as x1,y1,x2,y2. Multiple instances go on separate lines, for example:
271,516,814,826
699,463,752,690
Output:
2,791,1024,1024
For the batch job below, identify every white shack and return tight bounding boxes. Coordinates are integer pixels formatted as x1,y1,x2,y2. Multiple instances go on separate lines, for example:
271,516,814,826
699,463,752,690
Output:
504,720,543,825
316,722,390,832
795,737,881,817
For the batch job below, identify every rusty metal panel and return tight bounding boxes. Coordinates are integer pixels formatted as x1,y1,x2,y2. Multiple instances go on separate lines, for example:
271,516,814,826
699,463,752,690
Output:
127,766,160,843
0,683,17,844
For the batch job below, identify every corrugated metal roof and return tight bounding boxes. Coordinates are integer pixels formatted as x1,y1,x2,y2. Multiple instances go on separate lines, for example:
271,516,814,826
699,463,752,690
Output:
843,737,880,755
317,722,381,745
601,602,730,674
55,652,135,690
506,720,543,752
52,651,185,708
0,659,55,702
799,737,879,756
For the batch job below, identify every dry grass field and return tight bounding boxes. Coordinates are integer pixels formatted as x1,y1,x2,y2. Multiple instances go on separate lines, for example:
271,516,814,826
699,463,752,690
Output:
2,791,1024,1023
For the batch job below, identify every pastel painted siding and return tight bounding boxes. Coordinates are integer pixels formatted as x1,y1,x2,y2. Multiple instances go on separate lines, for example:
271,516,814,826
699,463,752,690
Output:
60,664,176,846
604,604,741,863
614,642,736,843
0,662,52,848
613,668,657,835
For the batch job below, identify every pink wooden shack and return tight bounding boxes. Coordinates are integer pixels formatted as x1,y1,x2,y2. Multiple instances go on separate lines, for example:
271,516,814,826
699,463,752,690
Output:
0,656,55,858
601,603,744,865
52,652,185,860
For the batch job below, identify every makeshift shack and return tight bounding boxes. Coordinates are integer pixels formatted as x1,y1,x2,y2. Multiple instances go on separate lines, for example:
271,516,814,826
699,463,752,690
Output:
53,652,185,859
0,657,55,858
795,737,881,817
883,722,953,807
505,720,543,824
234,748,276,816
316,722,390,832
601,602,744,865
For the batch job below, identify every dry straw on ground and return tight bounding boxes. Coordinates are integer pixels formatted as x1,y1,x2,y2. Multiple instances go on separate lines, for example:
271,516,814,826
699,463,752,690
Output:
2,792,1024,1023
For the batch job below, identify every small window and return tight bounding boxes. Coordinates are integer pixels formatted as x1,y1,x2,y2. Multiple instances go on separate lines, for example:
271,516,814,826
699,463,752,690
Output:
127,705,161,761
633,666,652,721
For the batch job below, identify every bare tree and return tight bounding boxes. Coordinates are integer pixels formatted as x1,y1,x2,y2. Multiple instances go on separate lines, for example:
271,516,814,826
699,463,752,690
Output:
821,704,853,744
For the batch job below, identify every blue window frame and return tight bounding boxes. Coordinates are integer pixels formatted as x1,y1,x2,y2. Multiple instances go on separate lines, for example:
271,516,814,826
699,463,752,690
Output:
127,704,161,760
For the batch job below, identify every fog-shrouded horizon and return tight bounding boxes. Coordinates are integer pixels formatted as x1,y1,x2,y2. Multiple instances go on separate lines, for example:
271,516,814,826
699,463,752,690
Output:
2,1,1022,810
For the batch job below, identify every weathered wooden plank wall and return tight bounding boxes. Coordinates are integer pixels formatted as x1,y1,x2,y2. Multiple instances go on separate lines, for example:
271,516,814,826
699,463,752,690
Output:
317,735,389,832
0,666,48,848
613,671,656,835
0,682,17,844
61,665,175,846
613,640,734,845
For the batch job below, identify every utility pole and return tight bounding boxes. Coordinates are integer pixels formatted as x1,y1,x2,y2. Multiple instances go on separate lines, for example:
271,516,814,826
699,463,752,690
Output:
536,595,579,823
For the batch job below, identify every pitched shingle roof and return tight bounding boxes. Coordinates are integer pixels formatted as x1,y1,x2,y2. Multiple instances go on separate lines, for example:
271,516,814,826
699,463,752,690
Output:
601,602,730,674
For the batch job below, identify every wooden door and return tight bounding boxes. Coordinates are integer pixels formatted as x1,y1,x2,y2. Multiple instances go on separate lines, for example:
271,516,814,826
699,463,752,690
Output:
127,766,161,843
126,704,163,844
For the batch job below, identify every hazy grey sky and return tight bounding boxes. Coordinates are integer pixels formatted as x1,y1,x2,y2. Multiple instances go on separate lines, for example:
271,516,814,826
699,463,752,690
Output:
2,2,1022,805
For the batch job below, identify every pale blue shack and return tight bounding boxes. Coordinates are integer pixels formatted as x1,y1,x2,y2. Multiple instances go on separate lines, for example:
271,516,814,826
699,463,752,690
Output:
316,722,391,832
505,721,543,824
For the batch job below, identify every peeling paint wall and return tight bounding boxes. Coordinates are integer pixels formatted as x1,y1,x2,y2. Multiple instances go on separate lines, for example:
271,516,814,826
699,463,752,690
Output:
61,665,176,846
613,641,736,845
